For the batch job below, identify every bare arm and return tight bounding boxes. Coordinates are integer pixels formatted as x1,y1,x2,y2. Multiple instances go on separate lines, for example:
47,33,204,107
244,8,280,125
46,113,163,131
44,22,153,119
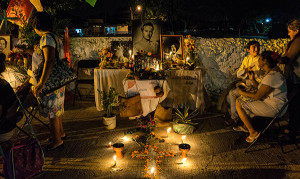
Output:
32,45,56,96
238,84,272,100
280,38,300,64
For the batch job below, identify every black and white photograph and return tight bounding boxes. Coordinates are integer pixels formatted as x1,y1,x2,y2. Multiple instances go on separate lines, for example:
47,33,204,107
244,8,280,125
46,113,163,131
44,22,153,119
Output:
0,35,11,58
111,41,132,62
160,35,183,64
132,20,161,55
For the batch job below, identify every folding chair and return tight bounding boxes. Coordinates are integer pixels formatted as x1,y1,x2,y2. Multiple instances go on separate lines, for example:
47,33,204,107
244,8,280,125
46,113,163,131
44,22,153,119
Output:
73,60,100,106
245,88,299,153
15,85,49,136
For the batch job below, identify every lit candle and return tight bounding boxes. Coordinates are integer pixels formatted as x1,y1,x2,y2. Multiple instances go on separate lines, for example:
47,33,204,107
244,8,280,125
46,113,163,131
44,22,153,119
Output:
186,57,190,64
167,127,171,137
182,158,187,164
109,142,112,148
181,136,186,144
113,155,117,166
150,167,155,178
129,50,132,56
123,136,128,142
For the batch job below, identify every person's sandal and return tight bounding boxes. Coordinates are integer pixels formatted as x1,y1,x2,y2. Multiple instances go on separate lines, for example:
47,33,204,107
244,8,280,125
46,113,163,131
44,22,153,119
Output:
233,126,249,133
246,132,261,143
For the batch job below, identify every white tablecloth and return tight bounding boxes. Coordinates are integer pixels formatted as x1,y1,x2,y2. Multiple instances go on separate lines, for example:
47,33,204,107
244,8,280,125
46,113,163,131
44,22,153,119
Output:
123,80,170,116
2,67,25,89
94,68,130,111
164,69,205,114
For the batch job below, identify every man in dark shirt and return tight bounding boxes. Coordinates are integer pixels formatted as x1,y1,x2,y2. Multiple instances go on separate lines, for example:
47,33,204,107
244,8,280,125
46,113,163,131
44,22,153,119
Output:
0,53,17,143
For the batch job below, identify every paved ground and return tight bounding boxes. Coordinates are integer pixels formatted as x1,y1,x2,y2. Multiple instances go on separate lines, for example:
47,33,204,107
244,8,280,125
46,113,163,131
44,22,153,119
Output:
1,99,300,179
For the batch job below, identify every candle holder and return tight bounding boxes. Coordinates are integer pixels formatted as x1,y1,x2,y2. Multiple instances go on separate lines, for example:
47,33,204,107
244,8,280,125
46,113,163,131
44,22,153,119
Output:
113,143,124,158
179,143,190,158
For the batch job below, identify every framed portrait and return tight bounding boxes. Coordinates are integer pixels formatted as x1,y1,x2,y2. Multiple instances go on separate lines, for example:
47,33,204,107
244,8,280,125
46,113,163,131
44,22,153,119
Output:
111,41,132,62
0,35,11,59
132,20,161,56
160,35,184,65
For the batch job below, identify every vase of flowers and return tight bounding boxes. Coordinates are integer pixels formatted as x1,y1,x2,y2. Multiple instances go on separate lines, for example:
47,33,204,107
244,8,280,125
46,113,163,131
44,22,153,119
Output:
183,35,198,69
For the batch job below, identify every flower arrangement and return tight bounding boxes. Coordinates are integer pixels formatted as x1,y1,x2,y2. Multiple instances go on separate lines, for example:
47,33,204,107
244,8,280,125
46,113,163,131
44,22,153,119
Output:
137,115,156,134
126,68,165,80
183,35,197,66
133,51,160,72
131,145,175,178
99,48,119,69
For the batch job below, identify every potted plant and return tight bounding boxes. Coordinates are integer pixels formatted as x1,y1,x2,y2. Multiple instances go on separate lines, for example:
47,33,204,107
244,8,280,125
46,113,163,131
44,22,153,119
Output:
98,87,118,129
172,105,198,135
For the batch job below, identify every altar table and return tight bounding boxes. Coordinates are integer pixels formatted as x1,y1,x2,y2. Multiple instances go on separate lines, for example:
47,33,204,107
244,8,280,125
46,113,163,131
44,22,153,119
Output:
94,68,130,111
164,69,205,114
123,80,170,116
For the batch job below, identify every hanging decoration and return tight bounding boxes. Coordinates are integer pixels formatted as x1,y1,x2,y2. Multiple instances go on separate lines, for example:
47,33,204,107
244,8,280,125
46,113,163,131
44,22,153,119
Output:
85,0,98,7
6,0,34,26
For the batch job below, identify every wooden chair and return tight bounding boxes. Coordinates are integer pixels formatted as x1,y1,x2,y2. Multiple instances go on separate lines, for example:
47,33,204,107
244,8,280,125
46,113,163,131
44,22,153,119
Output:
73,60,100,106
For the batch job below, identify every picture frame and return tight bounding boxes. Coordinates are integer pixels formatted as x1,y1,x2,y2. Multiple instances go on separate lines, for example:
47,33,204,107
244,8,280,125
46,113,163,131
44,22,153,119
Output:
132,20,161,56
160,35,184,67
0,35,12,59
111,41,132,62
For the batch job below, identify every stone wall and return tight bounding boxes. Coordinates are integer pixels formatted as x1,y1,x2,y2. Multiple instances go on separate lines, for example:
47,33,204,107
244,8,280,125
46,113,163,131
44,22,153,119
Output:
195,38,288,101
69,37,289,101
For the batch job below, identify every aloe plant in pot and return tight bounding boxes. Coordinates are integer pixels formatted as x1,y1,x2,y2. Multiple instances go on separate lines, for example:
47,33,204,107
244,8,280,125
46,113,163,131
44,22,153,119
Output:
173,105,198,135
98,87,118,129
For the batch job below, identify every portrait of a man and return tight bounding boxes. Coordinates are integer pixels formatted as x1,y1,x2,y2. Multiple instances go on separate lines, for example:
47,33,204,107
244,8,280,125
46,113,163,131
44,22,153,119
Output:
132,20,161,55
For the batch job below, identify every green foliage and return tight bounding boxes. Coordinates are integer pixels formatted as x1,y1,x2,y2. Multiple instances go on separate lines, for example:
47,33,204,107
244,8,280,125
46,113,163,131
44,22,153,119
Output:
6,64,29,83
9,7,40,48
19,22,40,49
98,87,118,117
131,0,169,21
174,104,198,125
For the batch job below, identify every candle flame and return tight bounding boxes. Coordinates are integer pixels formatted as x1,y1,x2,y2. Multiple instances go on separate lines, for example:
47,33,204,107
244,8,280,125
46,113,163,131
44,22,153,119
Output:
182,136,186,140
113,155,116,161
167,127,171,133
129,50,132,55
182,158,187,163
109,142,111,145
151,167,155,173
123,136,128,141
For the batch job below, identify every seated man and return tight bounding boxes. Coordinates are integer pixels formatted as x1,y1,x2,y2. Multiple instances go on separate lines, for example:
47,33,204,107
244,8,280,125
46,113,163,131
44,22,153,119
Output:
225,41,264,125
0,53,17,156
234,51,287,143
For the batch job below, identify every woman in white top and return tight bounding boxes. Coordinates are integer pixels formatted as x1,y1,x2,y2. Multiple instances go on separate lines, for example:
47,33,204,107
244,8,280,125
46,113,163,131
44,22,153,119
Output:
234,51,287,143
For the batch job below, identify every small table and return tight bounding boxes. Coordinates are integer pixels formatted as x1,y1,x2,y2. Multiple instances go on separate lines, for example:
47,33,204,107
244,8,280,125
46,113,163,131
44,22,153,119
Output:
123,80,170,116
94,68,130,111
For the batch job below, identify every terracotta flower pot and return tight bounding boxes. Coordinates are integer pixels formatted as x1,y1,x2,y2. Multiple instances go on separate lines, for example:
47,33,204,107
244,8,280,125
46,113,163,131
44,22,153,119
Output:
179,143,190,158
113,143,124,158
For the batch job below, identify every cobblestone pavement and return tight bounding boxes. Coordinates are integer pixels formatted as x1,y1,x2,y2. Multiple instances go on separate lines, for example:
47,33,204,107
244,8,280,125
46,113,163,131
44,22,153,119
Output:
1,100,300,179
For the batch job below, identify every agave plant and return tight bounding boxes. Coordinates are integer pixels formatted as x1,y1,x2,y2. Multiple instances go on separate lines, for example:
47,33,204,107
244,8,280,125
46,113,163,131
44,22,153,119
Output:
173,105,198,125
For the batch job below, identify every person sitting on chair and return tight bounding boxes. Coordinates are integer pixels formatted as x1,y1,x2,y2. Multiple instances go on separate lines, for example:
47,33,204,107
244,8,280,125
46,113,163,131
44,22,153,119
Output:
234,51,287,143
225,41,264,126
0,53,17,155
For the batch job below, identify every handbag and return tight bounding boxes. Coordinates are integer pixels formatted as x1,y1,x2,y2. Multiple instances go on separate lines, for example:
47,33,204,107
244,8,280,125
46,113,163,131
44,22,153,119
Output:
33,33,77,95
154,104,172,127
1,95,44,179
119,95,143,117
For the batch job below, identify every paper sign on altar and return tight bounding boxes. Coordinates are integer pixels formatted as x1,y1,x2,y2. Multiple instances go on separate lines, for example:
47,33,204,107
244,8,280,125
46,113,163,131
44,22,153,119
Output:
127,80,159,98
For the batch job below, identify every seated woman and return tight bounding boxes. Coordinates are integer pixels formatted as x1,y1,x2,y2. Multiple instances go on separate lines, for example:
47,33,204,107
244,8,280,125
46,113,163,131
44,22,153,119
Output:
0,53,17,154
234,51,287,143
